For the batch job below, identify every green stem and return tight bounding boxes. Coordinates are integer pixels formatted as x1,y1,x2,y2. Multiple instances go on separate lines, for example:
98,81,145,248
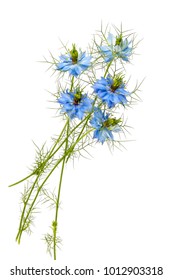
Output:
15,121,69,243
9,121,68,188
15,112,93,243
10,113,92,189
70,76,75,91
47,113,93,161
16,156,64,244
66,112,92,163
16,175,40,243
16,126,93,244
47,120,68,158
11,110,94,189
53,120,69,260
104,61,112,78
9,173,35,188
15,121,68,243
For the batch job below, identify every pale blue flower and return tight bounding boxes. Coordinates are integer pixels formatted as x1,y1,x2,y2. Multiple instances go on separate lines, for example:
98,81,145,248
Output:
100,33,132,62
58,89,92,120
90,108,121,144
57,45,92,77
93,74,130,108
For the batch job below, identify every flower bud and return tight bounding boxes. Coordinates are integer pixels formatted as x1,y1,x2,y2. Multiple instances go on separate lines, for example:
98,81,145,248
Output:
52,221,57,228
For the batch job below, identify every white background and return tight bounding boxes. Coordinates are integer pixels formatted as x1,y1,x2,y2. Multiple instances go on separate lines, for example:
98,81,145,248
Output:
0,0,173,279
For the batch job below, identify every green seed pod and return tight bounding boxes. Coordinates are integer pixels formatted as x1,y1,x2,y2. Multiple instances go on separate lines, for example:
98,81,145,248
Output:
111,75,124,91
70,44,78,63
103,118,121,128
115,33,123,45
73,88,82,105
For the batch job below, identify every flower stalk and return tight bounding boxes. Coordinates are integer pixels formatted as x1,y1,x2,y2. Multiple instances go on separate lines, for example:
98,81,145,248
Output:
53,119,69,260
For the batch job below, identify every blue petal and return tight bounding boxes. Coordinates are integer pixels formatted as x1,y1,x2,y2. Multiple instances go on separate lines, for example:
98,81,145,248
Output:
116,87,130,96
107,33,115,45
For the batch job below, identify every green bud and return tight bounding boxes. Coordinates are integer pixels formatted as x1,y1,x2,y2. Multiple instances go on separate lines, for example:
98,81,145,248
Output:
70,44,78,64
52,221,57,228
116,33,123,45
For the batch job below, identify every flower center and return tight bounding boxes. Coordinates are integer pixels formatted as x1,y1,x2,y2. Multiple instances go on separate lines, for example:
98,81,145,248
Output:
110,75,124,92
103,118,121,128
70,44,78,64
110,84,119,92
73,91,82,105
115,34,123,46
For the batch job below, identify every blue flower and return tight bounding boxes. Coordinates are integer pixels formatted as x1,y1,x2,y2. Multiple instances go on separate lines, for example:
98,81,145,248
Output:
90,108,121,144
57,44,92,77
100,33,132,62
93,74,130,108
58,89,92,120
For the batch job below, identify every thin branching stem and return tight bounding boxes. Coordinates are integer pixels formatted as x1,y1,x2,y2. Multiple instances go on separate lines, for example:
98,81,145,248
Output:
104,61,113,78
15,120,68,243
9,173,35,188
9,121,68,188
70,76,75,91
16,175,40,243
53,119,69,259
16,125,94,243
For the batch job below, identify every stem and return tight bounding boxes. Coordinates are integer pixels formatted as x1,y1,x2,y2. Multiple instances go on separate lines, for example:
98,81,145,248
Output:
15,121,68,243
47,113,94,161
9,113,93,189
47,120,68,158
66,112,92,162
70,76,75,91
16,127,94,244
11,110,95,189
15,113,93,243
9,173,35,188
104,61,112,78
16,175,40,243
16,157,63,244
53,120,69,260
9,121,68,188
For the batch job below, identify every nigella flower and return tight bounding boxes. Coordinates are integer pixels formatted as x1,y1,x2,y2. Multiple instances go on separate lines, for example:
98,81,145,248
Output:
93,74,130,108
100,33,132,62
56,44,92,77
58,88,92,120
90,108,121,144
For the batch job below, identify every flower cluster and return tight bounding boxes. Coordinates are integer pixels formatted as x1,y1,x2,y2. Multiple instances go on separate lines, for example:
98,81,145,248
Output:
56,30,135,143
10,24,141,260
